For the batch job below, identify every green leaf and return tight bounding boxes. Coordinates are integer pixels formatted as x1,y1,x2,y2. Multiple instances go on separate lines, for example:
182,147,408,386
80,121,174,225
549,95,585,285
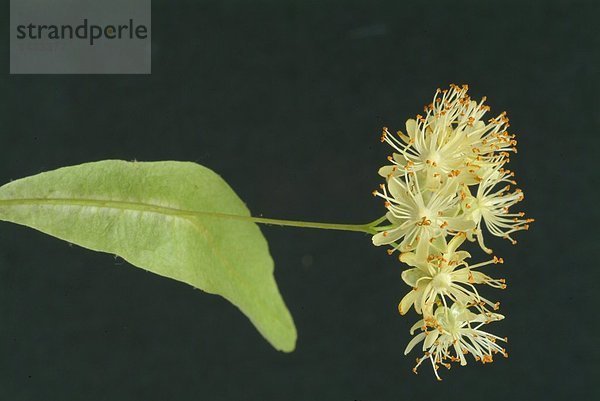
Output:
0,160,296,352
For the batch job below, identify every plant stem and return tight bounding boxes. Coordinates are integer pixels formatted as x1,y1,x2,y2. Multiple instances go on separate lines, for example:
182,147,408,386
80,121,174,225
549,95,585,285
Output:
229,214,377,234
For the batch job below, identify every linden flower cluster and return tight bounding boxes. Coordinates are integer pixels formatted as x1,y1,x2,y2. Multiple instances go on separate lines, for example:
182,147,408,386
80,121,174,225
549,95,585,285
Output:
372,84,533,380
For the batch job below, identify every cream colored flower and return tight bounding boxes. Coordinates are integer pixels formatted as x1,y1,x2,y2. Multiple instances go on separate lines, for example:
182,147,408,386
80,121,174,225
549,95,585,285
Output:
461,159,534,253
404,303,506,381
379,84,517,190
397,234,505,317
371,172,474,254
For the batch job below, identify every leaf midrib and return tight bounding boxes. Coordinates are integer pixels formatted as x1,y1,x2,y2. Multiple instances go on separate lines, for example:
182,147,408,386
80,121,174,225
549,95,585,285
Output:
0,197,246,220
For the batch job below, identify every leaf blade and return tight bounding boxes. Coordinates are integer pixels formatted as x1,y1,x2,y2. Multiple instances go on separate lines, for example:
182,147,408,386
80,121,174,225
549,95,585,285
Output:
0,160,297,352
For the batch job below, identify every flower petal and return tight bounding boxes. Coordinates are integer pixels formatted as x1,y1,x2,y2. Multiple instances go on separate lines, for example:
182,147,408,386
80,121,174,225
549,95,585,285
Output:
453,250,471,263
393,153,409,166
399,251,428,270
405,118,417,139
415,234,430,261
404,332,426,355
401,268,427,287
445,216,476,231
424,330,440,349
414,283,430,314
378,165,395,178
410,319,424,335
398,289,418,315
388,177,406,200
372,226,406,246
447,233,467,253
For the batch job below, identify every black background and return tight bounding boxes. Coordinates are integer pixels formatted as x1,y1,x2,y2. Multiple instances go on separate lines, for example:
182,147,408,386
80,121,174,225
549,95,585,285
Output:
1,0,598,400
